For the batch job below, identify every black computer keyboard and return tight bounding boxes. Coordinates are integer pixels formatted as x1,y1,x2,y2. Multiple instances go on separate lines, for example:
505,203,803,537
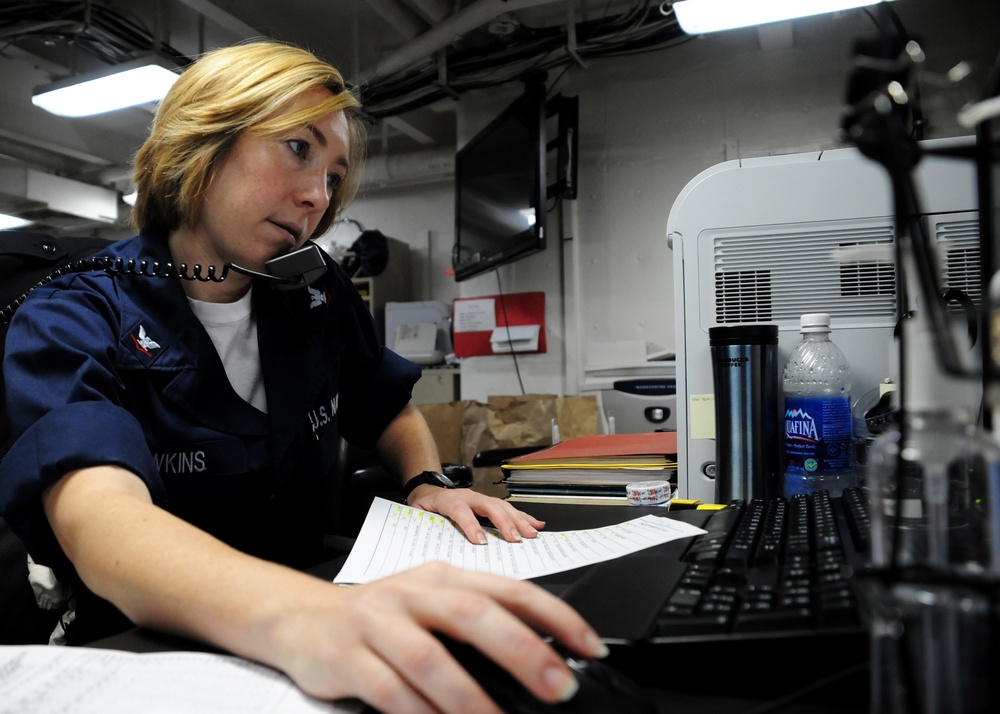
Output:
651,487,871,642
562,487,872,645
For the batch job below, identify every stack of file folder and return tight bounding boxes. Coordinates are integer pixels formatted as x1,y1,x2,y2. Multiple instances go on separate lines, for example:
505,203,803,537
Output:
500,431,677,506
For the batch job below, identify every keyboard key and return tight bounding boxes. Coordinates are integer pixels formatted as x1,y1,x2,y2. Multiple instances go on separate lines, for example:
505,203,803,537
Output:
667,586,704,609
655,613,729,637
733,606,812,633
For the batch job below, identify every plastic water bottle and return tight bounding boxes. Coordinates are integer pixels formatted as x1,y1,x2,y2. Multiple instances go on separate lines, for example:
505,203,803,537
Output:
782,313,855,497
864,312,999,714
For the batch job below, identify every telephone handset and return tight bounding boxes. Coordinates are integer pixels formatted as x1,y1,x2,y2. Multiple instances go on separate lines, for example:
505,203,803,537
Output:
230,243,328,290
1,242,329,326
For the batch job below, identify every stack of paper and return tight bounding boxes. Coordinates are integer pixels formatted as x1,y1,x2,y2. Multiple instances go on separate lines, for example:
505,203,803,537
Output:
0,646,365,714
500,432,677,505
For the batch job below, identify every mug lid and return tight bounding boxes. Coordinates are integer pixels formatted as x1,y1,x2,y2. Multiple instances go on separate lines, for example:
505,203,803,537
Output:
709,324,778,346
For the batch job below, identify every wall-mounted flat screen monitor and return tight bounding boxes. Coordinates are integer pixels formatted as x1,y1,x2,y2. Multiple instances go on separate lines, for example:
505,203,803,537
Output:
452,80,548,282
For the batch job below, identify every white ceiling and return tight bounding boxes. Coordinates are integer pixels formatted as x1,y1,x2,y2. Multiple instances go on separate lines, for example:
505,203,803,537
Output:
0,0,679,234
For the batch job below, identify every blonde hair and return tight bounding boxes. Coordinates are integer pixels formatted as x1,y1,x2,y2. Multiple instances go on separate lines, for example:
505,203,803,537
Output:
131,41,366,237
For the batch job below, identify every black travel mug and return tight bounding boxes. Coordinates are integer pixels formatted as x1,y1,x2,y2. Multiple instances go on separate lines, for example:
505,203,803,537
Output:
709,324,779,503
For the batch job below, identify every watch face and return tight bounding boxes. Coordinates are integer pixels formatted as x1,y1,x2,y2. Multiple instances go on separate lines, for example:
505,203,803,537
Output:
432,471,457,487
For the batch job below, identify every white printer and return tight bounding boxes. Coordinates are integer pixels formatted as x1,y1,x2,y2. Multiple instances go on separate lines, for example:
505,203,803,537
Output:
385,301,453,366
580,341,676,434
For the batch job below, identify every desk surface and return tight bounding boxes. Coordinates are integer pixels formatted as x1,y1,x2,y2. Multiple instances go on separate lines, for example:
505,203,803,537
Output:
92,503,870,714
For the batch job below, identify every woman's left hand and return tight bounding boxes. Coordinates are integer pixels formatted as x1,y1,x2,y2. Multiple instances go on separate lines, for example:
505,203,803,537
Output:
406,485,545,544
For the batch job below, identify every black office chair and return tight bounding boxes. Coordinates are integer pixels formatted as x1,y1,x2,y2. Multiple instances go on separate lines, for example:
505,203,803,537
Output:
325,439,506,547
327,441,472,554
0,518,61,644
0,233,114,644
318,442,564,564
326,441,399,545
471,445,547,468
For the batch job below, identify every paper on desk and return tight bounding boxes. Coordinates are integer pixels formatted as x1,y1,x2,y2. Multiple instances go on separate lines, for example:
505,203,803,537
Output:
0,645,364,714
334,497,706,584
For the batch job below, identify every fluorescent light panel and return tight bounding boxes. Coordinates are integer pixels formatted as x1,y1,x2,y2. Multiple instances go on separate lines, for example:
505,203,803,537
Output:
672,0,892,34
32,56,179,117
0,214,32,230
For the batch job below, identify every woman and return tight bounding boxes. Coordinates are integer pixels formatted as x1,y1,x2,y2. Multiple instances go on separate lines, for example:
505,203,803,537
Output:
0,41,605,712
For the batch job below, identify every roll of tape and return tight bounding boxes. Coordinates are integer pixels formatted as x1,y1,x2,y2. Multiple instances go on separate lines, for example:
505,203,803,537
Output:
626,479,671,506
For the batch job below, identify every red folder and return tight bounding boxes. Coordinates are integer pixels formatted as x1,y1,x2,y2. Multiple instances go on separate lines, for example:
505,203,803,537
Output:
506,432,677,465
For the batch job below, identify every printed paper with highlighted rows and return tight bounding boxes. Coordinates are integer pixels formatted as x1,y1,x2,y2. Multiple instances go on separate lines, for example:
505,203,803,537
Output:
333,497,706,584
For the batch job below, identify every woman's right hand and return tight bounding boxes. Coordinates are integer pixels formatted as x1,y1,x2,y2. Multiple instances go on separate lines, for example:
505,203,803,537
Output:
43,467,605,713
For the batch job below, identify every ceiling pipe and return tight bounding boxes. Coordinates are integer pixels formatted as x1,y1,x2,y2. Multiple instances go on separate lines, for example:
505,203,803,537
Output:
362,147,454,189
95,165,133,184
0,136,81,174
365,0,429,41
172,0,260,38
400,0,454,24
357,0,563,84
0,166,119,224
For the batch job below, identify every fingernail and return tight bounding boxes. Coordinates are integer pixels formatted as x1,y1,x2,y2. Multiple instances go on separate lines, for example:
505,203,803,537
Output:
587,632,609,659
545,666,579,702
477,531,488,545
525,525,539,536
509,528,522,541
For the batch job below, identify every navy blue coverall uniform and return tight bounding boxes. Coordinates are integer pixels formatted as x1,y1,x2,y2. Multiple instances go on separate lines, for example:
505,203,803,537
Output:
0,228,420,643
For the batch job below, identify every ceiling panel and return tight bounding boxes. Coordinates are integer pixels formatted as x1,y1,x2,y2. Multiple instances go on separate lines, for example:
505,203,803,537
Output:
0,0,681,233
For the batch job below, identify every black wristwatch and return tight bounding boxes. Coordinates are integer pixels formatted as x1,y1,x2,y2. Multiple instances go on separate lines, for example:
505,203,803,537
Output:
401,470,457,502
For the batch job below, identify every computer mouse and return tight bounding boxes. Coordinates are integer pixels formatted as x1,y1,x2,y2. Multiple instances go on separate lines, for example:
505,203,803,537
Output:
438,636,658,714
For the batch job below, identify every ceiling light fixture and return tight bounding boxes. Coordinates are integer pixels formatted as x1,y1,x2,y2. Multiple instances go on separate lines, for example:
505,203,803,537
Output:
671,0,893,34
32,55,180,117
0,214,32,230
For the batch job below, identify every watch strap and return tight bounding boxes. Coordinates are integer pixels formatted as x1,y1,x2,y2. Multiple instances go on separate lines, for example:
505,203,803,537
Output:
401,470,455,502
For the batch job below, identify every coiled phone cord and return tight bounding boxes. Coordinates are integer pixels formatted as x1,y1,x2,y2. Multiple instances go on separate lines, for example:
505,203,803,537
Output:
0,256,229,327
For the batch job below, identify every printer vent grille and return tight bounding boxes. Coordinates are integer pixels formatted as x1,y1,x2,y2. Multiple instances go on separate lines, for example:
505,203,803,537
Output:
715,271,772,323
711,220,897,325
933,216,981,308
